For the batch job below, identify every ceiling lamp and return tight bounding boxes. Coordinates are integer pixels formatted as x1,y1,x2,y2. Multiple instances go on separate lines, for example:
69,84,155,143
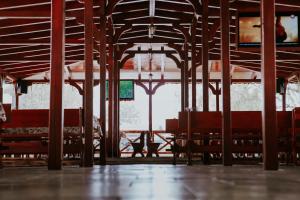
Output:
148,25,156,39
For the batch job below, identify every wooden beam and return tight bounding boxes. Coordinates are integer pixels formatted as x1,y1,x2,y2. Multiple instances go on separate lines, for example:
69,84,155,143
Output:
48,0,65,170
261,0,278,170
83,0,94,167
0,38,83,45
156,1,194,13
236,0,300,8
113,16,192,25
221,0,232,166
0,2,89,18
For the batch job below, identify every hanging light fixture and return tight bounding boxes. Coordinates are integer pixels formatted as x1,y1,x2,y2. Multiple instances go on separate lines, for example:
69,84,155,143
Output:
148,25,156,39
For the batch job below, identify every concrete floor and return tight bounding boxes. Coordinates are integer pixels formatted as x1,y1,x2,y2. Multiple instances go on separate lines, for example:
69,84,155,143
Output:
1,165,300,200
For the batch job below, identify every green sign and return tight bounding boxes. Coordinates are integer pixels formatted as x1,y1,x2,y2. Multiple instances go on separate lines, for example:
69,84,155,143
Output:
105,80,134,100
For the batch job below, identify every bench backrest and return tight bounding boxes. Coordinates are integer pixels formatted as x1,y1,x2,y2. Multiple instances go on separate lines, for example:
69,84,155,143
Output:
174,111,292,134
232,111,261,130
293,107,300,127
277,111,292,129
165,119,179,132
190,112,222,132
1,109,82,129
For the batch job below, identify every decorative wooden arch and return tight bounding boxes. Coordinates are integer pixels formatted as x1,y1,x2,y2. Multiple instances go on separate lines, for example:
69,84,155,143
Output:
106,0,202,17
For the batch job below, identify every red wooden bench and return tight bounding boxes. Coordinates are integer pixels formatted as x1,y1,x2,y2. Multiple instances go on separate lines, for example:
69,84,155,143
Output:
166,110,293,165
0,108,83,157
292,107,300,164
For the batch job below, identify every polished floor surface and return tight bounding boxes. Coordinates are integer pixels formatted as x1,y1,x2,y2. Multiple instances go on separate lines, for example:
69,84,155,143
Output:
1,164,300,200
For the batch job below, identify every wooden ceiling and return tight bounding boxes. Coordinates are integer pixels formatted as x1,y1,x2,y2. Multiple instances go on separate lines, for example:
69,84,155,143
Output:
0,0,300,81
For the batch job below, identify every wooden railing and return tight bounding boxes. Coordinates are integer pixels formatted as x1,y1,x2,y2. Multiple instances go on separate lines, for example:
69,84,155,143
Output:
119,130,173,157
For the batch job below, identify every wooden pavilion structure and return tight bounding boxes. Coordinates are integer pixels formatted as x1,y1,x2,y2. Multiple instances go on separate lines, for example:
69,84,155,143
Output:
1,0,300,171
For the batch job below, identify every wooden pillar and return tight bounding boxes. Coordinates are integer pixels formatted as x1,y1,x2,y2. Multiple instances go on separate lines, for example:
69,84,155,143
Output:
149,77,153,135
184,43,189,109
99,2,107,165
108,42,114,158
112,46,119,157
82,82,85,108
14,83,19,110
113,60,120,157
0,75,4,103
191,18,197,110
180,62,185,112
261,0,278,170
48,0,65,170
201,0,210,164
216,81,220,112
221,0,232,166
117,64,121,156
202,0,209,112
116,61,120,157
282,80,288,111
187,109,192,165
83,0,94,167
0,75,3,169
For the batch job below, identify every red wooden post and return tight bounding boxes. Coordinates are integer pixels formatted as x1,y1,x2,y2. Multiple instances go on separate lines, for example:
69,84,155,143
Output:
83,0,94,167
108,42,114,158
191,18,197,110
0,75,4,103
187,110,192,165
149,53,153,138
216,81,220,112
113,60,120,157
112,45,118,157
184,42,189,109
48,0,65,170
261,0,278,170
221,0,232,166
14,83,19,110
0,75,3,169
99,1,107,165
117,63,121,157
201,0,210,164
118,63,121,157
149,78,153,136
180,63,185,112
282,80,287,111
82,82,85,116
202,0,209,112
